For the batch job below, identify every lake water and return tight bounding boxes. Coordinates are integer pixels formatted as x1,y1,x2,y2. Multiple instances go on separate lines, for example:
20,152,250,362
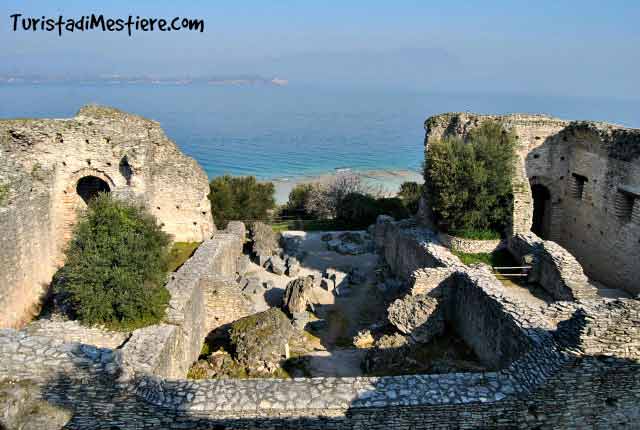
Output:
1,83,638,180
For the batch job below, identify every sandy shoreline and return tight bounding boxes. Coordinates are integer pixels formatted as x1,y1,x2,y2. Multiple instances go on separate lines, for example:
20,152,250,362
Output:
264,168,423,204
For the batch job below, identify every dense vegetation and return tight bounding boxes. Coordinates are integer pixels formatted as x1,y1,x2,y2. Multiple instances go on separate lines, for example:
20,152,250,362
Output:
209,175,276,229
424,121,516,238
277,175,419,230
208,173,421,232
275,176,421,230
53,194,171,330
281,183,314,219
397,181,423,213
336,193,408,228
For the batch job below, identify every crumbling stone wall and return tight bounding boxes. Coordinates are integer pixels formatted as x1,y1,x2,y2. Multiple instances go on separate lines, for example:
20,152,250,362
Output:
373,216,461,279
423,112,640,295
0,105,216,328
437,232,505,254
508,233,596,301
120,226,247,379
0,219,639,428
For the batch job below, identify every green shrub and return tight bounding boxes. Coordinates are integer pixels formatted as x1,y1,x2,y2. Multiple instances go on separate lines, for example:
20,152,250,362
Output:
281,183,314,219
209,175,276,229
376,197,410,220
336,193,410,229
54,193,171,330
397,181,423,213
336,193,379,228
424,121,515,235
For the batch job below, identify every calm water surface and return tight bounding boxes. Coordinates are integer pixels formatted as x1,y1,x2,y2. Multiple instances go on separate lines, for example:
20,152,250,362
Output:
1,83,638,179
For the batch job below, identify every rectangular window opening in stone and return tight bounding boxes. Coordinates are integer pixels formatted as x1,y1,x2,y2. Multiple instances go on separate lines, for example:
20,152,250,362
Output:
570,173,587,200
614,189,635,223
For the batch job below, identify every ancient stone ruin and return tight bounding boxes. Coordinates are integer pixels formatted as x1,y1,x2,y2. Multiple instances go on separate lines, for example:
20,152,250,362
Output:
0,105,214,328
422,113,640,296
0,109,638,429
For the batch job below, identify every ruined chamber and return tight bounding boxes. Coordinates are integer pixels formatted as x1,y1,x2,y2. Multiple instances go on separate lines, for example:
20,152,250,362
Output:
0,105,215,328
422,113,640,296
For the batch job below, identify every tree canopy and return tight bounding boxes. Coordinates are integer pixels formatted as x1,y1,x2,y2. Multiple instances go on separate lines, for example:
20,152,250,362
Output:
209,175,276,229
424,121,516,237
54,193,171,330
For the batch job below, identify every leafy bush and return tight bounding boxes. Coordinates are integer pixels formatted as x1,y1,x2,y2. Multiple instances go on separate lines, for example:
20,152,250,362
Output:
54,194,171,330
424,121,515,235
209,175,275,229
282,183,315,218
303,173,381,220
375,197,410,220
336,193,409,229
397,181,423,213
336,193,379,227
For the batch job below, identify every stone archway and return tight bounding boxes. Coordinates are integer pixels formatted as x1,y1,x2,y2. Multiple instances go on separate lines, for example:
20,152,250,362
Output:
57,169,116,264
531,183,551,239
76,175,111,204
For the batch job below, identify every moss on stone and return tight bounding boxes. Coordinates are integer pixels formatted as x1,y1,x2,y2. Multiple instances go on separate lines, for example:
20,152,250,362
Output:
166,242,201,273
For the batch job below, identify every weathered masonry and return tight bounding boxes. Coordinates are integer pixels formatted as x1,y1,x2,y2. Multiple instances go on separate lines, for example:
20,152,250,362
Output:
1,219,638,429
0,105,215,328
423,113,640,296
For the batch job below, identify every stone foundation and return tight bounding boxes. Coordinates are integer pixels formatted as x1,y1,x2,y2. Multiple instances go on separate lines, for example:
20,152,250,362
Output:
1,218,638,428
437,232,505,254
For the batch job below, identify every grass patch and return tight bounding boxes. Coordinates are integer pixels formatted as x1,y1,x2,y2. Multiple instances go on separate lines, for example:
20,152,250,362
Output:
452,248,528,288
271,219,353,233
166,242,201,272
452,248,517,267
448,229,501,240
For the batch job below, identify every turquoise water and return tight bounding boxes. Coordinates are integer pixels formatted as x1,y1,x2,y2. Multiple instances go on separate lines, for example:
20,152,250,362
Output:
1,83,638,180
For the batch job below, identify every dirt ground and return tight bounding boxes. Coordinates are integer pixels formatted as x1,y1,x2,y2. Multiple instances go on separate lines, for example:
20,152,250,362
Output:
243,231,386,377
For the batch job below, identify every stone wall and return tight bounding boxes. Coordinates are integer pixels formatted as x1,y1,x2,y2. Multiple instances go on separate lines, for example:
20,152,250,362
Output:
130,264,639,429
120,226,247,380
373,216,461,279
422,112,640,295
0,105,216,328
1,218,639,428
508,233,596,301
437,232,505,254
0,157,59,328
204,277,253,331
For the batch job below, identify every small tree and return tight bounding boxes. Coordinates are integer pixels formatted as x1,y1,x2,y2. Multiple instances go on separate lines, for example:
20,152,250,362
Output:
282,183,314,218
424,121,516,237
304,173,379,220
54,194,171,330
397,181,423,213
209,175,276,229
336,193,410,228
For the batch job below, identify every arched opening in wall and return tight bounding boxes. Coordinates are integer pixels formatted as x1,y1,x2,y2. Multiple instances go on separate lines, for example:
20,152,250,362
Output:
119,156,133,185
76,176,110,204
531,183,551,239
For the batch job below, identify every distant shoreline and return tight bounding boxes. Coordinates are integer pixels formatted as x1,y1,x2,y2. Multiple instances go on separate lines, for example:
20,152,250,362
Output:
264,168,424,204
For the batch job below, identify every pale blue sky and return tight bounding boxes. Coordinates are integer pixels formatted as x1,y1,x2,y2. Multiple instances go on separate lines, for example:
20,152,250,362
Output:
2,0,639,98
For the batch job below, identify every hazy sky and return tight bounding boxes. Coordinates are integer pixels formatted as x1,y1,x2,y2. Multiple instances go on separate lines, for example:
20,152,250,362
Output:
2,0,639,98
